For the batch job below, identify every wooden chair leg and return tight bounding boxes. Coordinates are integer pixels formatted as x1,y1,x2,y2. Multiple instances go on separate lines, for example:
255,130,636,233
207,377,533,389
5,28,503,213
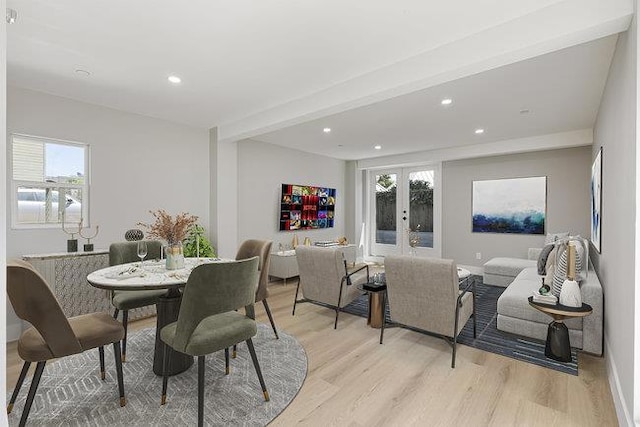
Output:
121,310,129,362
246,338,269,401
7,361,31,414
262,299,279,339
19,361,46,427
161,344,170,405
224,348,230,375
113,342,126,406
198,356,205,427
233,344,237,359
98,346,106,380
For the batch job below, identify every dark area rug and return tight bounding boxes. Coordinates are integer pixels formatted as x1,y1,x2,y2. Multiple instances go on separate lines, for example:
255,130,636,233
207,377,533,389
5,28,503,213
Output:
343,275,578,375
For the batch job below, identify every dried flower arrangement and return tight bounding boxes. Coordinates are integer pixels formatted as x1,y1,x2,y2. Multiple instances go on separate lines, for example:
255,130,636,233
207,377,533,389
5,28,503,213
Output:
138,209,198,245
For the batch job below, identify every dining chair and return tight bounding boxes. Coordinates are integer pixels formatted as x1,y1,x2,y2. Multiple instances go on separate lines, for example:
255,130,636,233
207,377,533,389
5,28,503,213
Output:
293,245,369,329
160,257,269,427
109,240,164,362
236,239,278,339
382,255,476,368
6,259,126,426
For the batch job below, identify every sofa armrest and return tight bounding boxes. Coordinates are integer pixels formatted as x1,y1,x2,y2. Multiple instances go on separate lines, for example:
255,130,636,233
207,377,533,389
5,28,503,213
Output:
581,269,603,355
527,248,542,260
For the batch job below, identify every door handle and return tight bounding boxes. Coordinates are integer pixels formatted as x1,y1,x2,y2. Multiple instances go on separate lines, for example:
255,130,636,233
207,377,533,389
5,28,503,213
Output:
402,216,407,221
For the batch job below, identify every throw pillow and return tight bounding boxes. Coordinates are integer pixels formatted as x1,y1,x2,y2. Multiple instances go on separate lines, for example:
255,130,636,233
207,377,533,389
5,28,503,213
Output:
545,232,569,245
537,244,555,276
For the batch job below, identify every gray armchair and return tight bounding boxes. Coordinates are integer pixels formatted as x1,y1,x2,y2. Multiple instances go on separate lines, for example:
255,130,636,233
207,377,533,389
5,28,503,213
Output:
293,245,369,329
109,241,164,362
382,256,476,368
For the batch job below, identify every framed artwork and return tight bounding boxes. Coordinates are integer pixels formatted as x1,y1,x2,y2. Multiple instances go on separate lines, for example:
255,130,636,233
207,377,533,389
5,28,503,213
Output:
279,183,336,231
472,176,546,234
591,148,602,252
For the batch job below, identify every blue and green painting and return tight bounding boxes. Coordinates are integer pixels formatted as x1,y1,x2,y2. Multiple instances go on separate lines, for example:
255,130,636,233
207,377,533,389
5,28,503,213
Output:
472,176,546,235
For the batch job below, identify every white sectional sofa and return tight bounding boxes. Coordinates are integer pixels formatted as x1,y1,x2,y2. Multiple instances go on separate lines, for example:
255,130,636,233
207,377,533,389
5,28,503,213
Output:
494,264,603,355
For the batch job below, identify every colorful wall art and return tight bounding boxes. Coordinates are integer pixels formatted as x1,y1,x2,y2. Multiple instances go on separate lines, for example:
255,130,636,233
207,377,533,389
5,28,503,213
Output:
590,148,602,252
279,184,336,231
472,176,546,234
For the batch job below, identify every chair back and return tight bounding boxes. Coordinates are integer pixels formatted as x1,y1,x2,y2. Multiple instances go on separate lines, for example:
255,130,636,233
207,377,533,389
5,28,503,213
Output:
171,257,259,352
109,240,163,266
295,246,347,307
236,239,273,302
7,259,82,357
385,255,459,337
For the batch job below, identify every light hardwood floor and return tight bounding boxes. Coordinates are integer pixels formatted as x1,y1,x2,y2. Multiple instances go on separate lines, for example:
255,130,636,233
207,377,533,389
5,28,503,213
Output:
7,281,618,426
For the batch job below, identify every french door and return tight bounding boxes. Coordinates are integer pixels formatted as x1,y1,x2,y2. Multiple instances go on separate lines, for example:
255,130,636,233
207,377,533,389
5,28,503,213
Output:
369,165,441,258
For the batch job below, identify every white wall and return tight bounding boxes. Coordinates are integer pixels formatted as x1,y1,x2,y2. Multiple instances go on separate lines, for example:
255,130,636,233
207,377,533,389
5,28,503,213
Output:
592,14,637,426
237,139,347,249
442,146,591,267
6,87,210,338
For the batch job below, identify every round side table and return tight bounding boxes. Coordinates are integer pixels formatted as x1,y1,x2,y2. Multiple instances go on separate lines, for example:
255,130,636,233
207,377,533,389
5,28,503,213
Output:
359,282,387,329
528,297,592,362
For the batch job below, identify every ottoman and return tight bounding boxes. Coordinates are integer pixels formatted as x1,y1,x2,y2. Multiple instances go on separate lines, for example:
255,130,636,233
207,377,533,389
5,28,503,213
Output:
483,257,536,287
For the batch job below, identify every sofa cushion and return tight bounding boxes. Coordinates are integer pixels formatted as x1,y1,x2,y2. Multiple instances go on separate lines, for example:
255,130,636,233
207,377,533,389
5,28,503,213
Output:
496,267,582,330
484,257,536,278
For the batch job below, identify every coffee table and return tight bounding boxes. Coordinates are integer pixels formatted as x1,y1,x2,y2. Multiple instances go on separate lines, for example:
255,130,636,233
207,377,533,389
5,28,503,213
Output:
528,297,593,362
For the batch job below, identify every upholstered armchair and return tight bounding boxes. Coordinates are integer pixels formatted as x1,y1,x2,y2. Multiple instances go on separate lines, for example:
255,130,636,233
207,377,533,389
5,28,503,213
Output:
109,240,164,362
293,245,369,329
382,256,476,368
7,260,126,426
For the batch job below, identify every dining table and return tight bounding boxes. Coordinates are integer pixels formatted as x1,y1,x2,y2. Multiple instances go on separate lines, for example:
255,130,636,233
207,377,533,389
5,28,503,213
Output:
87,257,228,376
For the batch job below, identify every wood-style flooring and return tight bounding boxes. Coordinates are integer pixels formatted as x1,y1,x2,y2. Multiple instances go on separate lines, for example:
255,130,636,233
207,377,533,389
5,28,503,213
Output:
6,280,618,426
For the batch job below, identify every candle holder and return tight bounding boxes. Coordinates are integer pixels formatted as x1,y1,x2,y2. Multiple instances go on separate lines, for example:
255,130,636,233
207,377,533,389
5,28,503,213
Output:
62,214,82,253
80,225,100,252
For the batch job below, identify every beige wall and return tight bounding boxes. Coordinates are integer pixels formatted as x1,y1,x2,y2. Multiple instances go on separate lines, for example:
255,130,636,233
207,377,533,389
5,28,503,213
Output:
442,146,591,267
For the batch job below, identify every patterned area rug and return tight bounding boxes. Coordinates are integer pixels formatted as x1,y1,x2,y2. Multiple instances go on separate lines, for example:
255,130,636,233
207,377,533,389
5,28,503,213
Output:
343,275,578,375
7,324,307,426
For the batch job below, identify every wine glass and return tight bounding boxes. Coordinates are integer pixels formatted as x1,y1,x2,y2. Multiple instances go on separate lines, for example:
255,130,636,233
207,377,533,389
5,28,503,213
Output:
137,241,148,268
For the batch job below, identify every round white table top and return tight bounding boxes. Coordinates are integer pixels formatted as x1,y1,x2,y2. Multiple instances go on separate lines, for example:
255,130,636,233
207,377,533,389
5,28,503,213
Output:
87,257,228,291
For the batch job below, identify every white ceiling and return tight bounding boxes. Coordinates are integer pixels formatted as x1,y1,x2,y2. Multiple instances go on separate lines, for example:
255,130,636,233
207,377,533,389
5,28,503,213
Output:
6,0,631,160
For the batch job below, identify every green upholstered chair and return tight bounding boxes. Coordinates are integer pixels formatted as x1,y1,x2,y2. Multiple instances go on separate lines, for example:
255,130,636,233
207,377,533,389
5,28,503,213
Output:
382,256,476,368
236,239,278,339
160,257,269,427
7,259,126,426
109,241,164,362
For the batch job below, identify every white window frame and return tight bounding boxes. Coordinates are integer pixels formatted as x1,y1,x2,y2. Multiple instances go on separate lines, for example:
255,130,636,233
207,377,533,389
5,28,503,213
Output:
10,134,91,229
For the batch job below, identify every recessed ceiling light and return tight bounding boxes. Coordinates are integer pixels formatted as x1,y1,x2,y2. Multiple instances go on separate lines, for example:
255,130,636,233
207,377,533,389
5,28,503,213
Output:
474,128,485,135
323,127,331,133
75,69,91,77
168,75,182,84
374,145,382,150
441,98,453,106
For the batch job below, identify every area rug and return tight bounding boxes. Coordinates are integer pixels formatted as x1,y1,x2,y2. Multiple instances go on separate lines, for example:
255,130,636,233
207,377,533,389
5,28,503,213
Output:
7,324,307,426
343,275,578,375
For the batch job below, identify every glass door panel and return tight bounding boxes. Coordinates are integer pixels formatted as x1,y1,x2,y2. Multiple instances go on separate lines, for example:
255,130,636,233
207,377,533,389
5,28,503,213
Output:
370,170,400,256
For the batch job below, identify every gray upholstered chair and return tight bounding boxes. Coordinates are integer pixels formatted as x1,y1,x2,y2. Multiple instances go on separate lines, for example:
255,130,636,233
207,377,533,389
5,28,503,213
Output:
382,256,476,368
109,240,164,362
293,245,369,329
160,257,268,427
236,239,278,339
7,259,126,426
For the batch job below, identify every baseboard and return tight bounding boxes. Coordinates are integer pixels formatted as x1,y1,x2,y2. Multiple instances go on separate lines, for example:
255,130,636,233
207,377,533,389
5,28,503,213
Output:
6,321,22,342
605,337,634,426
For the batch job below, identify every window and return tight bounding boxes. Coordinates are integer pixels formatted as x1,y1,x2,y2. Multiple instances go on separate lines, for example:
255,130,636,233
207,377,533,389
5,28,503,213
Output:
11,134,89,228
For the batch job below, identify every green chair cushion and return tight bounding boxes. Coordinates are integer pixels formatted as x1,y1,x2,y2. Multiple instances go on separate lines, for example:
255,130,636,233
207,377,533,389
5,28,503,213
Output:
112,289,167,311
161,312,257,357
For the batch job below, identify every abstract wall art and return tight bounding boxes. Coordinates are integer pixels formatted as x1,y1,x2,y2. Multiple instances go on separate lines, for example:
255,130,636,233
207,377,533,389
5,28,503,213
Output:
472,176,546,235
590,148,602,252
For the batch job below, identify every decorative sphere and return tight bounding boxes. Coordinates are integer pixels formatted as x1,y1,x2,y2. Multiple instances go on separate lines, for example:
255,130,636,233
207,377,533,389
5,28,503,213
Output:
125,229,144,241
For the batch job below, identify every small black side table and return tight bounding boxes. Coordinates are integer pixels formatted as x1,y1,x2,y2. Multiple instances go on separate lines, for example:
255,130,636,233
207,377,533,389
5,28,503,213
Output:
358,282,387,329
528,297,592,362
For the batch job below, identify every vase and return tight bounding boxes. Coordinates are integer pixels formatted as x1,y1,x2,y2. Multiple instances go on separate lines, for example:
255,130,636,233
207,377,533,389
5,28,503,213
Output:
559,279,582,307
165,242,185,270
